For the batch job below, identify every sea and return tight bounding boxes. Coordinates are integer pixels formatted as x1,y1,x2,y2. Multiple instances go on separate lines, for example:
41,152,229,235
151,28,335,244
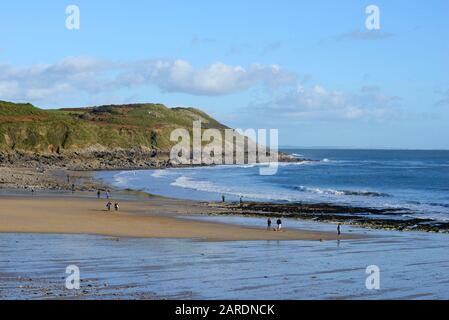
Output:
96,149,449,223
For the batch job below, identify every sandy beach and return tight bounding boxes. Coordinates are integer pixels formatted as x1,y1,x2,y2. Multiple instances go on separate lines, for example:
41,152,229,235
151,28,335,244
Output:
0,194,357,241
2,177,449,300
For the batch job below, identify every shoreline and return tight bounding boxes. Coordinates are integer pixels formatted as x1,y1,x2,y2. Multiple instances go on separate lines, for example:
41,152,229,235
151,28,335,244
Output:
95,168,449,234
0,193,360,241
2,164,448,235
0,195,356,241
4,166,449,300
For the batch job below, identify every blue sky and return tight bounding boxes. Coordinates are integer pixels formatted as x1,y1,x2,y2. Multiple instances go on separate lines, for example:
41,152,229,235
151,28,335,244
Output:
1,0,448,149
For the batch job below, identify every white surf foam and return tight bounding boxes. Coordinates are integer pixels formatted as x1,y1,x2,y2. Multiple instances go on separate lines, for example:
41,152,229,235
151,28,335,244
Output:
151,170,171,178
170,175,296,202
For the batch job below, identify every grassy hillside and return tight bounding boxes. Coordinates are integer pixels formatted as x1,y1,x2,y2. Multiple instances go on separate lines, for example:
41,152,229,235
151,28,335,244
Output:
0,100,229,153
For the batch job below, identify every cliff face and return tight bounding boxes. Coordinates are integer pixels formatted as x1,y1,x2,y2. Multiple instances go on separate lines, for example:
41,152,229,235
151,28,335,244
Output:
0,100,229,169
0,101,295,170
0,100,228,154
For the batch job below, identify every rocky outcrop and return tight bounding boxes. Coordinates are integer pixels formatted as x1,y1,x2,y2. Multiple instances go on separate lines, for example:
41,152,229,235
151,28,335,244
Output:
0,147,302,171
209,201,449,233
0,147,170,171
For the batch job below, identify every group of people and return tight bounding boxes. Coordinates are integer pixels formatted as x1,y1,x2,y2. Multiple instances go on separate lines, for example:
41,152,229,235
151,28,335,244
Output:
220,194,343,235
97,190,110,199
221,194,244,206
106,201,119,212
266,218,342,235
96,189,119,212
266,218,283,231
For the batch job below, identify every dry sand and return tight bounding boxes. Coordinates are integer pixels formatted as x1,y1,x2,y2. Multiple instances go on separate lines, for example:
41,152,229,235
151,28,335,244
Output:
0,195,359,241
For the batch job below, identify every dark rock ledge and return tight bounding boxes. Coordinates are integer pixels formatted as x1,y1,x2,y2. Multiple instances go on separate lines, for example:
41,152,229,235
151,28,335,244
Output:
208,201,449,233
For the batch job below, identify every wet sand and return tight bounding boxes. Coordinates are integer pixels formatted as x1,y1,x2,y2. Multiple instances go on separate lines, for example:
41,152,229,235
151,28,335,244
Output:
0,194,358,241
1,220,448,300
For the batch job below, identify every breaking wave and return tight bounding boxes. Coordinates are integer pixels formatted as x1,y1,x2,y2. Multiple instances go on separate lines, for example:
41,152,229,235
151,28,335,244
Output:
294,186,390,197
171,176,295,202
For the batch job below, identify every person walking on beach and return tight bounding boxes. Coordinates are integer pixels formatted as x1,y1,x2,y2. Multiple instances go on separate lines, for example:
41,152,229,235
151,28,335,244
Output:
114,202,119,211
106,190,110,199
276,218,282,231
221,194,225,203
97,190,101,199
106,202,112,211
267,218,272,231
337,223,341,236
239,196,243,206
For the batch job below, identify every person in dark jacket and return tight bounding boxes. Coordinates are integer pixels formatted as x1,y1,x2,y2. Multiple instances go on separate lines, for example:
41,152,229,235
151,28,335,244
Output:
267,218,272,230
276,219,282,231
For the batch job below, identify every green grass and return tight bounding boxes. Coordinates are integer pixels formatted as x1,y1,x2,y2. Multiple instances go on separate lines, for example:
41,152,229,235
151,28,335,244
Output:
0,101,229,153
0,101,48,117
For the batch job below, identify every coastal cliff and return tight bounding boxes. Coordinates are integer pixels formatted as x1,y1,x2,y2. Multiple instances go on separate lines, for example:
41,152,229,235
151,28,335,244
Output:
0,100,295,170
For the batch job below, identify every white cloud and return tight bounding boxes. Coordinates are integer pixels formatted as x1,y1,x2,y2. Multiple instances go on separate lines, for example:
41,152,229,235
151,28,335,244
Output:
0,56,297,105
0,56,403,122
0,56,113,102
118,59,297,95
253,84,401,120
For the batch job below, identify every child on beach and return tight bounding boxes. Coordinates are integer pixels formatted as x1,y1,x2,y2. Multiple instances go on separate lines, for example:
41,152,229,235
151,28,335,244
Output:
114,203,119,211
106,202,112,211
97,190,101,199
